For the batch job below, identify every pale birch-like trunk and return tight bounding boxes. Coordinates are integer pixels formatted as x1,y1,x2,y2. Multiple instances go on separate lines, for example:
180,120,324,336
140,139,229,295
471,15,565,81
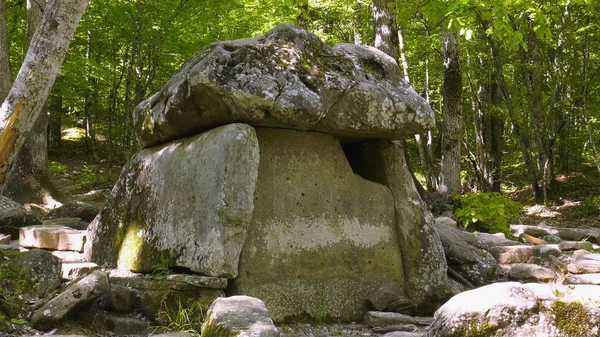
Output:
438,29,462,198
0,0,90,194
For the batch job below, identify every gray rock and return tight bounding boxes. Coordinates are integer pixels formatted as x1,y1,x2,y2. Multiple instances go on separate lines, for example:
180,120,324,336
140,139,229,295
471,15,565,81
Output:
103,284,137,313
508,263,556,283
87,124,259,277
511,224,600,244
101,313,150,335
489,245,539,264
568,260,600,274
383,332,426,337
230,129,405,322
542,235,563,244
201,296,279,337
42,217,88,230
60,262,100,281
433,221,498,286
366,286,416,315
0,196,41,239
364,311,417,327
434,217,457,228
558,241,594,251
47,202,99,223
134,23,434,148
150,333,195,337
15,249,61,298
372,324,419,333
20,225,86,251
430,282,600,336
30,270,110,331
564,273,600,285
414,317,434,326
473,232,516,247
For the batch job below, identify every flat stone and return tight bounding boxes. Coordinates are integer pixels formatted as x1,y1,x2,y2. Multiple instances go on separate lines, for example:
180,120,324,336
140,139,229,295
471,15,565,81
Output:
20,225,86,251
0,196,41,239
103,284,137,313
372,324,419,333
508,263,555,283
61,262,100,281
364,311,417,327
87,124,259,277
490,245,539,264
47,202,99,223
511,224,600,244
201,296,279,337
0,233,9,244
573,250,600,262
564,273,600,285
166,274,228,289
42,217,88,230
52,250,86,262
30,270,110,331
568,260,600,274
558,241,594,251
382,332,427,337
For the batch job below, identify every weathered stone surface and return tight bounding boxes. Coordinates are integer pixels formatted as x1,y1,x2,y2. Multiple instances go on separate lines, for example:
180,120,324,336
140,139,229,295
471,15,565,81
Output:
568,260,600,274
508,263,556,283
0,196,41,238
134,23,434,148
42,217,88,230
565,273,600,285
430,282,600,337
474,232,516,247
511,224,600,244
382,332,426,337
47,202,99,223
103,284,137,313
349,140,447,314
558,241,594,251
30,270,110,331
371,324,419,333
433,217,457,228
60,262,100,281
0,233,9,244
201,296,279,337
542,234,563,243
366,285,416,315
15,249,61,298
20,225,86,251
109,274,225,324
433,221,498,286
489,245,540,264
229,129,405,322
87,124,259,277
364,311,417,327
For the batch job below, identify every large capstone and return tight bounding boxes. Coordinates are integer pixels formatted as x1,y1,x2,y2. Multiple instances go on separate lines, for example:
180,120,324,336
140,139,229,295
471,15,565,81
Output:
134,23,434,148
86,124,259,277
228,128,405,322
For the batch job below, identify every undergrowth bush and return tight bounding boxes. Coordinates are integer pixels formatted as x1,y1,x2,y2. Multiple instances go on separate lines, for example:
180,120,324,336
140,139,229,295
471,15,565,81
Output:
153,299,205,336
454,192,522,236
582,195,600,216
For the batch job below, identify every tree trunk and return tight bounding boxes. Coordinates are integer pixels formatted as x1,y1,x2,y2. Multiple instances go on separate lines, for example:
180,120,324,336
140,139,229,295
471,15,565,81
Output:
582,25,600,174
438,29,462,198
371,0,399,61
0,0,90,195
353,0,362,45
0,0,10,99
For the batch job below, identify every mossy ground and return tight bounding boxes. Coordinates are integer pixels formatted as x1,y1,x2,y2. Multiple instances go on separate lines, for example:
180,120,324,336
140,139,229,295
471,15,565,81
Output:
0,249,34,333
551,301,594,337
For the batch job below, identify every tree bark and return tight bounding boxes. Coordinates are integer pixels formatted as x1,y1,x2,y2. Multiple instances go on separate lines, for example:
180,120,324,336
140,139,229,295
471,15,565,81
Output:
438,29,462,198
0,0,11,100
371,0,399,61
353,0,362,45
582,25,600,174
0,0,90,195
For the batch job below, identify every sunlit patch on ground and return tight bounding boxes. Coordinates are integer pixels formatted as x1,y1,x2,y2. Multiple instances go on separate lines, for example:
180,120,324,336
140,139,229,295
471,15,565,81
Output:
61,127,87,141
524,204,561,218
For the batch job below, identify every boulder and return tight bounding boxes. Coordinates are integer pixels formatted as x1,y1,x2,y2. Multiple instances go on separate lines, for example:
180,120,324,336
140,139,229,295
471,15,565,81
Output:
347,140,447,314
366,285,416,315
109,274,226,324
47,202,99,223
87,124,259,277
229,129,405,322
201,296,279,337
0,196,41,239
432,221,498,286
30,270,110,331
14,249,62,298
134,23,434,148
508,263,556,283
19,225,86,251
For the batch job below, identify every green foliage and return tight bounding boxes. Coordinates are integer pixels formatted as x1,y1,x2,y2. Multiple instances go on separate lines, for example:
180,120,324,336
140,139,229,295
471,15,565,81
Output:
581,196,600,216
153,299,206,336
551,301,592,337
454,192,522,235
152,254,172,276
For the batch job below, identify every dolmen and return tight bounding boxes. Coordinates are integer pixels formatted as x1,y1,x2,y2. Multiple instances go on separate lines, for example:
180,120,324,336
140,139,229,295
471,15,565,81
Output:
86,23,447,321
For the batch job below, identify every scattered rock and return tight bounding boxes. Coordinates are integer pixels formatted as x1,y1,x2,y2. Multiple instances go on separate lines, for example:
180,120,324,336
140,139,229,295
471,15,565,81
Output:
47,202,100,223
519,233,548,245
102,284,137,313
564,273,600,285
0,196,41,239
201,296,279,337
489,245,539,264
30,270,110,331
60,262,100,281
433,217,457,228
508,263,556,283
542,235,563,244
511,224,600,244
430,282,600,337
364,311,417,327
473,232,516,247
366,285,416,315
14,249,62,298
0,233,9,244
42,217,89,230
567,260,600,274
382,332,426,337
558,241,594,252
134,23,434,148
20,225,86,252
87,124,259,277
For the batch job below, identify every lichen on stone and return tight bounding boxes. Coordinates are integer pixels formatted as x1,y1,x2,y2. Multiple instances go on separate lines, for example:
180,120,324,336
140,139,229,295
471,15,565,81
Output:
551,300,594,337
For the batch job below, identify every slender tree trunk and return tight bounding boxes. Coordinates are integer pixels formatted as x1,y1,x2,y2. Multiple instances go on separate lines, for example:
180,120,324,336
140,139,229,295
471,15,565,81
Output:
582,26,600,174
438,29,462,198
0,0,90,194
0,0,10,100
353,0,362,45
371,0,399,61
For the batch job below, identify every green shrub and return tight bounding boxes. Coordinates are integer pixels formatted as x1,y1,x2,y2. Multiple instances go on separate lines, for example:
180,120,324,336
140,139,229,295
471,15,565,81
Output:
153,299,206,336
454,192,522,236
582,196,600,216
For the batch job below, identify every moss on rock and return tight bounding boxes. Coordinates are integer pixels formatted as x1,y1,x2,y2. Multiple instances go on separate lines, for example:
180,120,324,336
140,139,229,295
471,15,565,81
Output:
0,249,34,331
551,300,593,337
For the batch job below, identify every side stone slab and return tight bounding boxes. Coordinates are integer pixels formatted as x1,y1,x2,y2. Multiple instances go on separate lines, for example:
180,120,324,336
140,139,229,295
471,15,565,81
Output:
86,124,260,278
